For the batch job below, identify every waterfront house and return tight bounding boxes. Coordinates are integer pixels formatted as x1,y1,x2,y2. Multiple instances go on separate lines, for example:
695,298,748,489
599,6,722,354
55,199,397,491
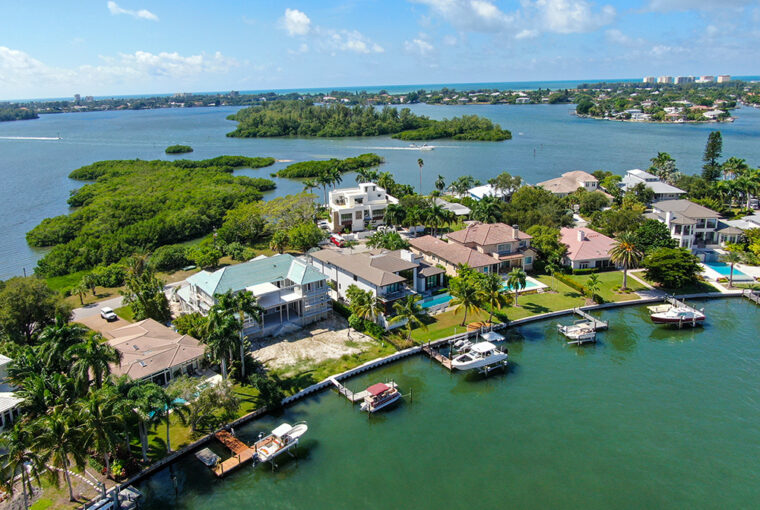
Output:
433,197,471,217
178,254,331,337
327,182,398,233
560,227,616,270
536,171,598,198
446,222,535,272
621,169,686,202
0,355,22,431
467,184,507,201
309,249,444,316
105,319,205,386
409,235,500,276
646,199,722,250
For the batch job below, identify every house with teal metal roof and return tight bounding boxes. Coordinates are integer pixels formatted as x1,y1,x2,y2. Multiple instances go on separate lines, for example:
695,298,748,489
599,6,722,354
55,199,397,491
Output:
177,254,330,337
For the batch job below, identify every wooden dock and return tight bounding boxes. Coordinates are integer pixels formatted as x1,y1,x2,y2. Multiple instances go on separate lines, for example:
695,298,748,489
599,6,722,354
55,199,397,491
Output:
743,289,760,305
422,343,453,370
330,378,398,404
572,308,608,330
212,430,258,477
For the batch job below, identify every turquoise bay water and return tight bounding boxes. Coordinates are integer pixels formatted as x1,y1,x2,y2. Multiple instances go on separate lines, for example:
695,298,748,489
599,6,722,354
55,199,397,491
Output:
136,299,760,509
3,104,760,278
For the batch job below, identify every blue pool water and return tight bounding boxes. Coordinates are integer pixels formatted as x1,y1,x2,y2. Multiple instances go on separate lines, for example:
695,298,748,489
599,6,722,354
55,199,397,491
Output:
503,279,540,292
420,293,453,309
703,261,749,278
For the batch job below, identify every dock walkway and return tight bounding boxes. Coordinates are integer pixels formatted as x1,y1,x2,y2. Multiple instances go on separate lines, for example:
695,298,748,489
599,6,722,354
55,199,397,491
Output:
422,343,453,370
572,308,608,330
212,431,258,477
330,378,398,403
742,289,760,305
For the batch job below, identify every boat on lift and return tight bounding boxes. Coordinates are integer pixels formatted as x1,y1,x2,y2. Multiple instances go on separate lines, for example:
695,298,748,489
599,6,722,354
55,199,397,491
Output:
359,382,402,413
557,321,597,342
647,304,705,325
451,341,508,371
253,422,308,463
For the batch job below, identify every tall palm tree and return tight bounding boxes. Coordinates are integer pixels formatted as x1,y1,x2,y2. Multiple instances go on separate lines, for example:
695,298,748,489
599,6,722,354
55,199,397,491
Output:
545,260,559,291
377,171,394,192
15,374,77,419
471,195,501,223
352,290,384,324
0,425,45,510
449,276,483,327
390,295,426,341
73,279,89,305
213,290,263,379
506,267,527,306
37,317,88,373
205,311,240,380
32,407,85,502
721,156,749,180
66,333,122,389
79,387,121,479
150,387,187,454
355,168,379,183
425,202,448,237
383,203,406,229
720,251,743,288
417,158,424,194
610,232,643,290
326,167,343,189
127,382,167,462
435,174,446,192
477,272,511,328
302,178,319,193
317,172,333,205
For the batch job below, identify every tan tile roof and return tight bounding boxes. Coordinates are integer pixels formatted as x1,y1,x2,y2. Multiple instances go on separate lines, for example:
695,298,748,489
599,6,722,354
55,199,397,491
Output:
311,250,410,287
447,222,531,246
537,171,597,194
409,236,497,268
560,227,615,262
107,319,205,380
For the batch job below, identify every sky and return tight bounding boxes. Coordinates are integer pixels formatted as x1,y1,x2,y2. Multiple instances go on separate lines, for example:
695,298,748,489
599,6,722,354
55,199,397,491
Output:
1,0,759,100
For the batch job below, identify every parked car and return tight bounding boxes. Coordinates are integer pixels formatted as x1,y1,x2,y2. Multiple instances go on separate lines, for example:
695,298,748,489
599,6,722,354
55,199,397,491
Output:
330,234,346,247
317,219,330,230
100,307,118,321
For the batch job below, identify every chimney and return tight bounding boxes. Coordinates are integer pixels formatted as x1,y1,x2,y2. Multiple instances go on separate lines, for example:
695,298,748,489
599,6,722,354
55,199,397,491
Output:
665,211,672,226
577,230,586,242
512,224,520,239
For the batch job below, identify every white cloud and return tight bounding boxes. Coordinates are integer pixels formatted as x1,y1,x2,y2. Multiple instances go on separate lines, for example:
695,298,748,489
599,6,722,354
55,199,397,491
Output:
532,0,616,34
411,0,516,32
281,8,311,36
646,0,751,12
515,29,539,39
107,1,158,21
604,28,645,46
404,37,435,57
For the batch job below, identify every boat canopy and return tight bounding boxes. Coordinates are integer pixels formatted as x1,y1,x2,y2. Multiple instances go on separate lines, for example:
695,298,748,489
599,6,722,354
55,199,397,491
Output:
271,423,292,437
480,331,504,342
470,341,496,354
367,383,390,396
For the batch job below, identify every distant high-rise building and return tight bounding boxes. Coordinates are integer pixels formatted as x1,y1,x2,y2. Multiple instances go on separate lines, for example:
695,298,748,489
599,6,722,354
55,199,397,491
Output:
643,76,656,84
657,76,673,84
696,76,715,83
84,96,94,102
229,90,240,97
717,75,731,83
675,76,695,84
74,93,81,102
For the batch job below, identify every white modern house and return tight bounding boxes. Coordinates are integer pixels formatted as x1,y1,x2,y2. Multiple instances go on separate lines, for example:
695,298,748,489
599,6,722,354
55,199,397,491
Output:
647,200,722,250
178,254,331,337
327,182,398,233
621,169,686,202
0,355,22,431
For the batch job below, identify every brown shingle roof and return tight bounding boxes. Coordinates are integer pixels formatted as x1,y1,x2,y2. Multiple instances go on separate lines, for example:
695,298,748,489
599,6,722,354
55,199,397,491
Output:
107,319,205,380
409,236,497,268
447,222,531,246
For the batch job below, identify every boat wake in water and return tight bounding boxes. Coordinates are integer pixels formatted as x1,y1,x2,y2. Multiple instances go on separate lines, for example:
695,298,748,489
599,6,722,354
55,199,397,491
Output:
0,136,61,140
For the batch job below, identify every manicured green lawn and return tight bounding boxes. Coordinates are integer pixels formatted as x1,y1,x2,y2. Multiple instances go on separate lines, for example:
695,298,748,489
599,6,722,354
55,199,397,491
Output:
410,308,494,343
567,271,645,303
638,274,718,294
504,275,587,319
114,304,135,322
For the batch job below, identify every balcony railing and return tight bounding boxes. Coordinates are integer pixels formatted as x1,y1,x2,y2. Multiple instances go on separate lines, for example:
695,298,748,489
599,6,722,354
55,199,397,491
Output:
379,287,415,302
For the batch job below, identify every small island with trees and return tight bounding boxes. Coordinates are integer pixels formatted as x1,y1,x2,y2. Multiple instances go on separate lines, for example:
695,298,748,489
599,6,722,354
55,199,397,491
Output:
226,101,511,141
165,144,194,154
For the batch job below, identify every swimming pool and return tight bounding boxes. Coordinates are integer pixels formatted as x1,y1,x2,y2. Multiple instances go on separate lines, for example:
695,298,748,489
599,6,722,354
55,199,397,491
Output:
420,293,453,309
702,261,752,280
502,279,540,292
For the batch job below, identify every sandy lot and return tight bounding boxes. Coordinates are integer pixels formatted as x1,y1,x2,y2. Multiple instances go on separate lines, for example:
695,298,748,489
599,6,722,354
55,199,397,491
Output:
250,316,374,369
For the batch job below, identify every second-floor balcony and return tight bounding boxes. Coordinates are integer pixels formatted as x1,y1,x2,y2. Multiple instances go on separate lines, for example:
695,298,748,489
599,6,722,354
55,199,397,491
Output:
378,286,415,303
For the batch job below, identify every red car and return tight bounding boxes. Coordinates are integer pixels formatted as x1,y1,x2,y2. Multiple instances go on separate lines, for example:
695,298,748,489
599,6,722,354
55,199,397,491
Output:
330,234,345,247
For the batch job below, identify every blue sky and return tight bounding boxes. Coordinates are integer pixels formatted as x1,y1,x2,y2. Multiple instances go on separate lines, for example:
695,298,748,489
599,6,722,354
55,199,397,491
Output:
1,0,759,99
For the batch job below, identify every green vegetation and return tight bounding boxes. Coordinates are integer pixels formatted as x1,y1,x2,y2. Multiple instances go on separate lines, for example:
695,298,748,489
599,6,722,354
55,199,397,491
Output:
27,157,276,277
227,101,510,141
165,144,193,154
276,153,383,178
568,271,646,302
0,107,38,122
642,247,703,289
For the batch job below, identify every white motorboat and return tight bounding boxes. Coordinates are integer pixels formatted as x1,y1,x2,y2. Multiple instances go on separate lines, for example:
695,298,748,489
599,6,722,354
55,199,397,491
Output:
647,304,705,325
451,341,508,371
360,382,402,413
557,321,596,342
254,422,308,463
409,143,434,150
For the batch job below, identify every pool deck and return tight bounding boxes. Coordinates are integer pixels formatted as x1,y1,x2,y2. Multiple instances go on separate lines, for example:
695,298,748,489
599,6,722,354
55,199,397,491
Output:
701,263,755,282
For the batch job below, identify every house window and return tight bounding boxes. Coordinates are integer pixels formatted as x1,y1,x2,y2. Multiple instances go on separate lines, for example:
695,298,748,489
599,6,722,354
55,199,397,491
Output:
580,262,588,269
340,213,352,223
524,256,532,264
426,275,438,288
497,243,510,254
355,211,363,220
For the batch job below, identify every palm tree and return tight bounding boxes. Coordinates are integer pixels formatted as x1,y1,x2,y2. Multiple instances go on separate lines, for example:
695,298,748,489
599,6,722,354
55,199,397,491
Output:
721,156,749,180
73,279,89,305
425,202,449,237
269,230,288,254
351,290,384,324
127,382,167,462
151,387,187,454
610,232,643,290
326,167,343,189
417,158,424,194
471,195,501,223
15,374,76,419
66,333,122,389
79,387,121,479
383,203,406,229
317,172,333,205
435,174,446,192
205,311,240,380
477,272,511,328
0,425,45,510
37,317,88,373
32,407,85,502
545,260,559,291
355,168,379,183
720,251,743,288
377,171,395,192
302,178,319,193
506,267,527,306
586,273,601,301
82,274,97,297
390,295,426,341
449,275,483,326
213,290,263,379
